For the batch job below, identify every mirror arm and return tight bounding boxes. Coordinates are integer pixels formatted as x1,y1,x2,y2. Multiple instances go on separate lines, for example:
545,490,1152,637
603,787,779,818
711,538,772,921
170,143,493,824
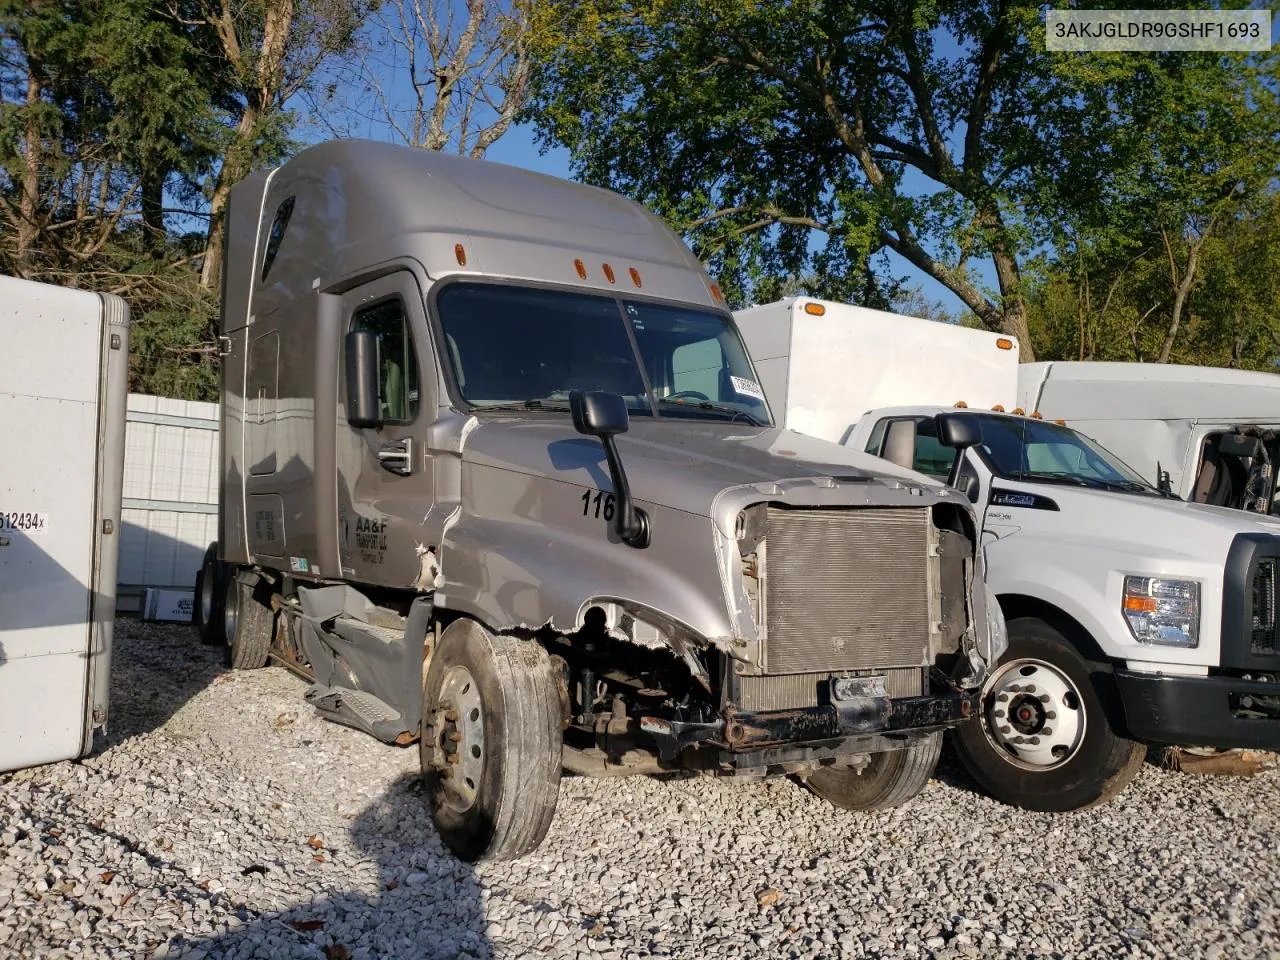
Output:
600,435,649,548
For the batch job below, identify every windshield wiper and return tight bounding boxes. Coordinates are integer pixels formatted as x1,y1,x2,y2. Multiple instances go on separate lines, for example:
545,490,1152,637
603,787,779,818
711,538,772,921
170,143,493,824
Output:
472,398,571,413
1009,472,1165,496
1007,471,1094,487
657,397,765,426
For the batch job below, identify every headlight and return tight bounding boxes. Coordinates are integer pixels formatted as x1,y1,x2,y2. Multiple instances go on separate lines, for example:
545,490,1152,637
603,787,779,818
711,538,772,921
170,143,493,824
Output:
1123,576,1200,647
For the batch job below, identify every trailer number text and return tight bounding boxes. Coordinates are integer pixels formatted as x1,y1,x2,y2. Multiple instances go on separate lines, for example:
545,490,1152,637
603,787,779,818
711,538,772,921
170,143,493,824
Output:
581,490,616,522
1,511,48,535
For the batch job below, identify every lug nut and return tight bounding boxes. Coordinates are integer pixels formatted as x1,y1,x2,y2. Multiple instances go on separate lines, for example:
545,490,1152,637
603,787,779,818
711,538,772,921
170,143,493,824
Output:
446,752,460,765
439,768,453,780
1039,694,1051,703
999,725,1012,734
1030,737,1041,745
997,693,1009,703
448,730,463,743
1042,728,1052,737
444,708,460,722
993,709,1005,719
1024,685,1037,694
1046,711,1057,720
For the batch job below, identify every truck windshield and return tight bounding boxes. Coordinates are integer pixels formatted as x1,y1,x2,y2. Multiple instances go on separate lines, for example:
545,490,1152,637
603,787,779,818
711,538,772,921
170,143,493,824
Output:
435,282,771,425
974,414,1154,491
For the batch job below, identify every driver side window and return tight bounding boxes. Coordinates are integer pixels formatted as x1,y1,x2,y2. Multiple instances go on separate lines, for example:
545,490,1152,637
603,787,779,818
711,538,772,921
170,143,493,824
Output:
868,417,953,480
351,298,420,423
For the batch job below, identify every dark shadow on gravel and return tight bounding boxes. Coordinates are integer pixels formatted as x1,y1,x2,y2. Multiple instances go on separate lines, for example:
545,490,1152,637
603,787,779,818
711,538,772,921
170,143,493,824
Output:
168,773,492,960
99,617,227,749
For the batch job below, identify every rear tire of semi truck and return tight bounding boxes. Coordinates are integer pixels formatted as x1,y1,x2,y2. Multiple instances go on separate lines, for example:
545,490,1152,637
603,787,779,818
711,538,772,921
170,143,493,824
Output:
801,731,943,811
951,618,1146,812
223,573,274,670
193,543,224,646
420,618,562,863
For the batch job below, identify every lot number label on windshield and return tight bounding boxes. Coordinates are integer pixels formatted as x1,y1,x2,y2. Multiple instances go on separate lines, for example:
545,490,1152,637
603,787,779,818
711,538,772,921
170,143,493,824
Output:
581,490,616,522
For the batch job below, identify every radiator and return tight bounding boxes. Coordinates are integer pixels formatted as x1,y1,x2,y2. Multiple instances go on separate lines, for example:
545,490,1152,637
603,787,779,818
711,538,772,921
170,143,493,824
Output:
763,506,934,674
739,667,924,711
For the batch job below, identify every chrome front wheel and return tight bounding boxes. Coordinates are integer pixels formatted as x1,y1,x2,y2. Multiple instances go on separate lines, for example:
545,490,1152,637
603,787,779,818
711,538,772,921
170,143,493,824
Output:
982,657,1087,770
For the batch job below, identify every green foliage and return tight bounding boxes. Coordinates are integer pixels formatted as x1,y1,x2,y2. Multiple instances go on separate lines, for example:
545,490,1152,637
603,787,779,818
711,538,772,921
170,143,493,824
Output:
1027,193,1280,370
523,0,1279,360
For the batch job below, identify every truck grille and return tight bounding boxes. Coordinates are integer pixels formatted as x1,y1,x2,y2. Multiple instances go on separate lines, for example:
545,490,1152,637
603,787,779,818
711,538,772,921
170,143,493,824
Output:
762,506,933,674
1252,559,1277,656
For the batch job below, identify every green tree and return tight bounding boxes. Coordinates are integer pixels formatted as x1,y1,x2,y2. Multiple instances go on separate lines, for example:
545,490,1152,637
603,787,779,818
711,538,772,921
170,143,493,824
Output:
525,0,1278,362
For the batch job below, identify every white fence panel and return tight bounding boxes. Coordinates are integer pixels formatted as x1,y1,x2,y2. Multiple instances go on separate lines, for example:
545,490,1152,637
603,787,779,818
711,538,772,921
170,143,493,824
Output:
118,394,220,613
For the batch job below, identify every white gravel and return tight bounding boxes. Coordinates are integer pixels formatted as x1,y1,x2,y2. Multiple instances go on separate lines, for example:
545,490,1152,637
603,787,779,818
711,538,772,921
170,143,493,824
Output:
3,620,1280,959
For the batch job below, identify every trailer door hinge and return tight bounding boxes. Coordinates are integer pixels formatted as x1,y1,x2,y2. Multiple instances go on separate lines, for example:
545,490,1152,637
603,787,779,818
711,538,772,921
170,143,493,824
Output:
217,335,232,356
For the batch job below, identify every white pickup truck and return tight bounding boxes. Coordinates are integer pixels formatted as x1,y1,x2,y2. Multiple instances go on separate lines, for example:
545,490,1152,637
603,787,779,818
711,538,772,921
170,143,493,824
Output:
1020,361,1280,515
736,297,1280,812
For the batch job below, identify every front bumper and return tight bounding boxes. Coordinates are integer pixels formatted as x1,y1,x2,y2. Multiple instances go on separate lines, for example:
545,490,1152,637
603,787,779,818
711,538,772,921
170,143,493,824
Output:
641,689,975,769
1116,670,1280,751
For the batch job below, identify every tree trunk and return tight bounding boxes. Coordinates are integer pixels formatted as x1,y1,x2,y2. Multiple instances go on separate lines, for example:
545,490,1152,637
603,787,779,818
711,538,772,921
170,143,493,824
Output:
15,58,45,279
990,243,1035,361
1158,240,1200,363
199,0,296,291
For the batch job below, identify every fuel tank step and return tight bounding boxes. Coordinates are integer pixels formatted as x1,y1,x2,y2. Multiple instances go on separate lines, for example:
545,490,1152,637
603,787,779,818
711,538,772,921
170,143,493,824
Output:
305,684,415,745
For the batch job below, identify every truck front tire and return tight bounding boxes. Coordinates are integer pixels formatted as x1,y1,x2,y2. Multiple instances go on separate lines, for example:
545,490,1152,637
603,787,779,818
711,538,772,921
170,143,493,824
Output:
194,544,224,646
421,619,562,862
951,617,1145,812
223,574,273,670
802,731,942,811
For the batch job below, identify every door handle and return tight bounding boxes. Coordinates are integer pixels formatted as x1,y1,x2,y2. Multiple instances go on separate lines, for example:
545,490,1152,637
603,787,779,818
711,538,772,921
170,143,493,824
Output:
377,438,413,475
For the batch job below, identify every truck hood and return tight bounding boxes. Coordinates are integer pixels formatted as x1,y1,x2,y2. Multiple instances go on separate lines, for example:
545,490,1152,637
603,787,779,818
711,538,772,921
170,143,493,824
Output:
461,416,948,517
993,479,1280,559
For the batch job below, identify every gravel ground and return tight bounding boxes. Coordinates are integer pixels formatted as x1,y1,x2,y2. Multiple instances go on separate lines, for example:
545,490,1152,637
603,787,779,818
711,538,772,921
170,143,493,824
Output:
2,621,1280,959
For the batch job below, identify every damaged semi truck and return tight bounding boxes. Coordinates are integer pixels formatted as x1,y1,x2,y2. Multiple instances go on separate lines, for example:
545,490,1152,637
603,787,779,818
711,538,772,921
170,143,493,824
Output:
193,140,1005,862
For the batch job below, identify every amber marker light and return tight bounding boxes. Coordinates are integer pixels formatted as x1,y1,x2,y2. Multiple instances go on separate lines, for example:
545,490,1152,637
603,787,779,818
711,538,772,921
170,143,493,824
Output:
803,302,826,316
574,259,587,279
1124,595,1158,614
996,338,1014,350
629,267,642,288
454,244,467,266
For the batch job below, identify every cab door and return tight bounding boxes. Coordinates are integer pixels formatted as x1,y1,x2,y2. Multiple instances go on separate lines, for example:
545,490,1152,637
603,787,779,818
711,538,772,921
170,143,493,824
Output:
333,272,437,586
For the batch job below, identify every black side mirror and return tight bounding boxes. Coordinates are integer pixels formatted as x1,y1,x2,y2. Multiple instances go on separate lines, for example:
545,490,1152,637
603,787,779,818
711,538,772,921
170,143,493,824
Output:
345,329,381,428
571,389,630,438
935,412,981,450
570,390,649,548
935,412,981,490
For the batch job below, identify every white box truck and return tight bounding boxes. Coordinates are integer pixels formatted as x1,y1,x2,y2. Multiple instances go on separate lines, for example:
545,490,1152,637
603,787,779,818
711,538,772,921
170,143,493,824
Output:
0,275,130,772
1019,361,1280,515
736,297,1280,812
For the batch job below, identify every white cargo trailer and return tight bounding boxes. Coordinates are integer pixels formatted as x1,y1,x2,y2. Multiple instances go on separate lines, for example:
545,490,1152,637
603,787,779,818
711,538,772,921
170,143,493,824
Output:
735,297,1018,443
0,275,130,772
